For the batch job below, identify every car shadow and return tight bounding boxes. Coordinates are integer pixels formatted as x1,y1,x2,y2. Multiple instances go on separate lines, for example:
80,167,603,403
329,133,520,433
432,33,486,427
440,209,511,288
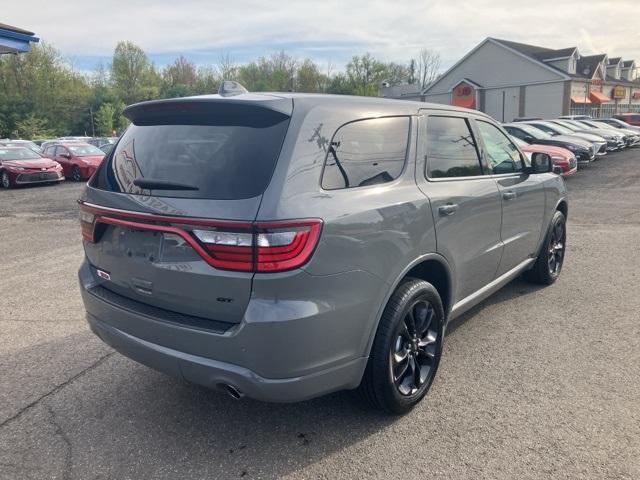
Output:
446,276,546,336
0,330,396,479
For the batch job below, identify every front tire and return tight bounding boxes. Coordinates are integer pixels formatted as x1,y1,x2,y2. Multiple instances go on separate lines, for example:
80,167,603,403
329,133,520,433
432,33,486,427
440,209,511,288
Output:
524,210,566,285
359,279,444,414
1,171,11,189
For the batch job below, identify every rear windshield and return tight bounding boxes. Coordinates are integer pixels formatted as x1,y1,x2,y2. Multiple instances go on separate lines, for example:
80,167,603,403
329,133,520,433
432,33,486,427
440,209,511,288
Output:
90,107,290,200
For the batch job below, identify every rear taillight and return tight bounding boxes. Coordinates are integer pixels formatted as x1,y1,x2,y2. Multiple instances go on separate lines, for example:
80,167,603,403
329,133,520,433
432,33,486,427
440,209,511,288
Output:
79,202,322,273
193,230,254,271
255,221,322,272
79,210,96,242
192,220,322,272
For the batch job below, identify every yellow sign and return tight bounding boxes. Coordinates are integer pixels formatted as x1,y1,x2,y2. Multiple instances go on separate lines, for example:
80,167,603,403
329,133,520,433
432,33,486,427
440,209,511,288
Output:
613,85,626,99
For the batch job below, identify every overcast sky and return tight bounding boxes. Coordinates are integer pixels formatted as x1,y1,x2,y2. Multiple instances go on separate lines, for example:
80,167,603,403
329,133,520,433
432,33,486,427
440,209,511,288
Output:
5,0,640,72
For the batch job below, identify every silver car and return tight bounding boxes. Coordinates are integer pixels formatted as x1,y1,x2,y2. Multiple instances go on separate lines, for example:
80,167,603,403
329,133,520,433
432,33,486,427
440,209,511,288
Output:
79,84,568,413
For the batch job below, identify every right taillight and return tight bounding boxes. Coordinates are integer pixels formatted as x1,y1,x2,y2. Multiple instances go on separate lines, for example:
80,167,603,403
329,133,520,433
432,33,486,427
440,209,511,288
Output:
255,220,323,272
193,220,322,272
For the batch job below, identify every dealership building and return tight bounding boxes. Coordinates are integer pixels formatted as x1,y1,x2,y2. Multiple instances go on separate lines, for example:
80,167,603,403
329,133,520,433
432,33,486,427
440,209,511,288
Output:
0,22,39,55
412,38,639,121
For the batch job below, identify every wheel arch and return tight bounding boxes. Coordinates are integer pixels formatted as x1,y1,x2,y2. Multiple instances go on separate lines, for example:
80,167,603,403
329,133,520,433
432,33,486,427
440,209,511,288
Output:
556,198,568,219
363,253,454,357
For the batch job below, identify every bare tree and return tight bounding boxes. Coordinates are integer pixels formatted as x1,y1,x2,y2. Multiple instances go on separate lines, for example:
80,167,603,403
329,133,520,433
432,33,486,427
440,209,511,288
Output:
218,53,237,81
415,48,441,89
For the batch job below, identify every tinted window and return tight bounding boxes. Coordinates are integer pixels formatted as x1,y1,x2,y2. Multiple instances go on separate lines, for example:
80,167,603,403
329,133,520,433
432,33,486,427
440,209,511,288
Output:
425,116,482,178
477,121,524,174
91,110,290,200
322,117,409,190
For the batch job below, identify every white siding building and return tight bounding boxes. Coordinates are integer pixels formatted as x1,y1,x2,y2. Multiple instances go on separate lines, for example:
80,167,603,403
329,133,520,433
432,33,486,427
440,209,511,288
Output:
419,38,639,121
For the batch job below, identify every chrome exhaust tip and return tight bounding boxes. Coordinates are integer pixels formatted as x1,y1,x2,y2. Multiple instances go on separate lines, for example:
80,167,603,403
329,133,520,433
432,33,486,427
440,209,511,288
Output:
222,384,244,400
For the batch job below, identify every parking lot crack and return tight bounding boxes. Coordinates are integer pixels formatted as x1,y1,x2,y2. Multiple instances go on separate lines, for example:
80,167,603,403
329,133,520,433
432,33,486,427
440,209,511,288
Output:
0,351,114,428
47,406,73,480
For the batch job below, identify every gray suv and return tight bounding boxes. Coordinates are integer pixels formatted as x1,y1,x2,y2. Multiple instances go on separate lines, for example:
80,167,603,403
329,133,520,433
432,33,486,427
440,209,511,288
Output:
79,86,567,413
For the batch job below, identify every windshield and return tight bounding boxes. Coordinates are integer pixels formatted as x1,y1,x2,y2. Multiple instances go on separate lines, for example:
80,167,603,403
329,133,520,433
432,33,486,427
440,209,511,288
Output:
556,120,581,131
0,148,43,161
4,141,38,150
518,124,551,139
67,144,105,156
539,122,573,135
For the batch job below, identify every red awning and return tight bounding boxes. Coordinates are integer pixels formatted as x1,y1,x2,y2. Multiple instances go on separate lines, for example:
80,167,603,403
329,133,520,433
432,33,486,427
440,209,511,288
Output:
571,95,592,104
451,97,476,109
589,91,611,103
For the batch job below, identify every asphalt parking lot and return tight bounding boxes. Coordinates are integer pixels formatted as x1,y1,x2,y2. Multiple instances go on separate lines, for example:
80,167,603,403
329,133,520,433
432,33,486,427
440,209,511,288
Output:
1,151,639,480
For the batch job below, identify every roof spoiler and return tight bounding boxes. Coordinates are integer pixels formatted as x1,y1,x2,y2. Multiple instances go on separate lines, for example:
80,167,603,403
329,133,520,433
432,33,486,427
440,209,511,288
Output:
124,85,292,126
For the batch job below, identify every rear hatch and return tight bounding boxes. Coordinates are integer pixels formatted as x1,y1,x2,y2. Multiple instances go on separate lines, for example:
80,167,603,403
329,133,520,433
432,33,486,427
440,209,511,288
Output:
80,95,293,324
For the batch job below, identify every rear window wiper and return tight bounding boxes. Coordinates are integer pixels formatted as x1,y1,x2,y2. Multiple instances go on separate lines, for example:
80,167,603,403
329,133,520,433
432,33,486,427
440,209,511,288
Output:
133,178,199,191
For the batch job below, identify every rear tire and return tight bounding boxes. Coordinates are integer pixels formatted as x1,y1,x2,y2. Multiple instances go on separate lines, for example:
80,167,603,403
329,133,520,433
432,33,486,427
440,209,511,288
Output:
359,278,444,414
524,210,566,285
1,171,11,189
72,166,82,182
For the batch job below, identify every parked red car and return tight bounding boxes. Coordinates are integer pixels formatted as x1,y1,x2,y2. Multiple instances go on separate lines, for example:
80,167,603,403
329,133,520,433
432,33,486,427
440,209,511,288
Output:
0,146,64,188
512,138,577,177
43,142,105,181
613,113,640,127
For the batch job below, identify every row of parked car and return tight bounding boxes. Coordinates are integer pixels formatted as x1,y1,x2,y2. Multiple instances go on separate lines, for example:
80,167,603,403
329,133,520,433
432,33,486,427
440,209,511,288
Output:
0,136,117,189
1,115,638,189
503,115,640,176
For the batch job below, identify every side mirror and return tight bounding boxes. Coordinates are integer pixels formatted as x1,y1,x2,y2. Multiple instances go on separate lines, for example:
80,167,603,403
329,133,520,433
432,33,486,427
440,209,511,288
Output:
530,152,553,174
60,153,70,159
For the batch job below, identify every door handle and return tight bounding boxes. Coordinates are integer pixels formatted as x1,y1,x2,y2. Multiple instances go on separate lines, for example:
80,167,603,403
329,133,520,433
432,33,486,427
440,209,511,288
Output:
502,191,517,201
438,204,458,216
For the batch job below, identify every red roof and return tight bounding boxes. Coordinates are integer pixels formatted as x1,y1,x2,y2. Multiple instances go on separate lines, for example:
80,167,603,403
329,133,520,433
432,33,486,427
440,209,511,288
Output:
571,96,591,104
589,91,611,103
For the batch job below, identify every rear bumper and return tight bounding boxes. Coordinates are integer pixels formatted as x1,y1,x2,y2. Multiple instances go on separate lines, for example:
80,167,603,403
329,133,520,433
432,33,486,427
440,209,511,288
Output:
79,260,385,402
87,314,367,402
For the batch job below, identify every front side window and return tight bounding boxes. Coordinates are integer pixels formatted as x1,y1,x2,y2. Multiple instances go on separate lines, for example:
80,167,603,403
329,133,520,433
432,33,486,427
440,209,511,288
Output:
424,116,482,178
321,117,410,190
477,121,525,174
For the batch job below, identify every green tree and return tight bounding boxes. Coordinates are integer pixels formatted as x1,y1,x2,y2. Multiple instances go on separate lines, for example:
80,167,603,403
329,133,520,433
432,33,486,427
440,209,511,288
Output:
94,103,115,136
161,55,198,97
346,53,387,96
111,41,160,104
15,114,55,139
296,59,326,93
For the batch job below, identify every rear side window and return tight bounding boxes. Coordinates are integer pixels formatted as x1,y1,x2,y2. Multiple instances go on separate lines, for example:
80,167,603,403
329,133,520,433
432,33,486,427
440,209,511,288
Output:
425,116,482,178
321,117,410,190
90,107,290,200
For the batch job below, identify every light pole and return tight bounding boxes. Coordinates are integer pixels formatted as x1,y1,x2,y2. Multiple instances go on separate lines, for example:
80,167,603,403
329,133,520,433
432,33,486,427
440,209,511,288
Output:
89,106,96,137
